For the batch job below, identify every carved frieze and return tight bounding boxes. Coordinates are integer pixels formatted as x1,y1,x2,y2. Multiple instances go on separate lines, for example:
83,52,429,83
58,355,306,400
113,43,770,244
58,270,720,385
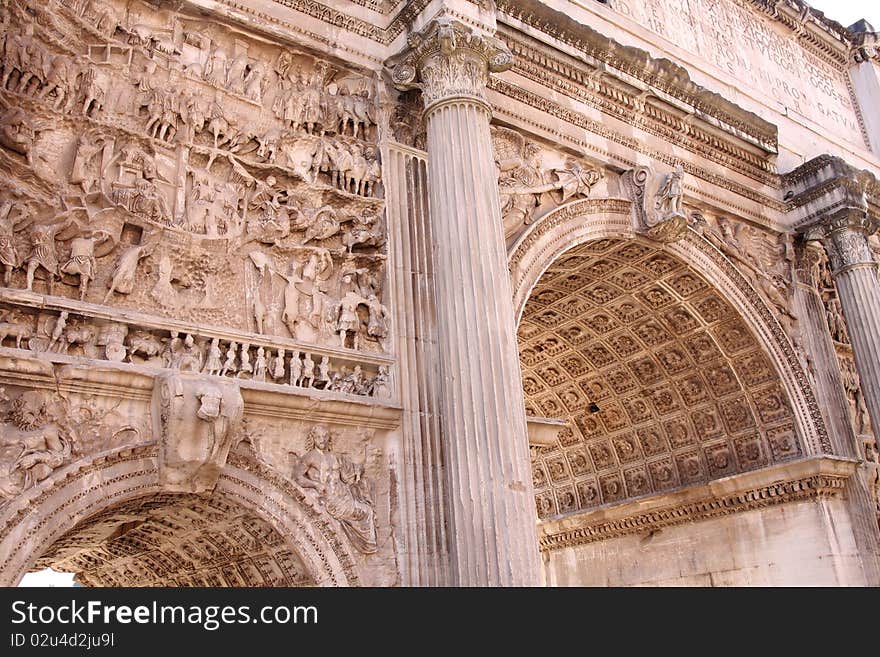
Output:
0,384,148,507
0,0,391,360
0,300,392,399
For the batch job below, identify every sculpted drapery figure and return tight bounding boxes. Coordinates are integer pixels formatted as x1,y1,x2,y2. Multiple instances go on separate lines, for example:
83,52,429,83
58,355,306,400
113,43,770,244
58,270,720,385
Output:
655,163,684,217
0,391,71,504
291,425,377,554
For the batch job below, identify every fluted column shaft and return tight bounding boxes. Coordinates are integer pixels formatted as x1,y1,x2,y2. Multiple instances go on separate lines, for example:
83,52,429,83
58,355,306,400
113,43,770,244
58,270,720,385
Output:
391,18,541,585
821,222,880,441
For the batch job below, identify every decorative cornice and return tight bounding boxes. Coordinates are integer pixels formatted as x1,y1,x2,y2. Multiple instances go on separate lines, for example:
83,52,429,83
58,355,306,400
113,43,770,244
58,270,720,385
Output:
495,0,778,147
852,31,880,63
786,157,880,263
489,79,785,210
538,456,858,551
498,30,777,183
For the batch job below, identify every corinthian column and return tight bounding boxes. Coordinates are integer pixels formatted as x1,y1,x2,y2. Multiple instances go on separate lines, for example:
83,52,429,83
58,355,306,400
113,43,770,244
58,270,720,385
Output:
804,203,880,444
390,18,541,585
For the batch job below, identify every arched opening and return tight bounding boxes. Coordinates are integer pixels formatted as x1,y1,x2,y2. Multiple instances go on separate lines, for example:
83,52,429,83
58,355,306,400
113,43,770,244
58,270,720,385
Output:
33,492,316,587
0,445,359,587
506,200,859,585
519,237,805,517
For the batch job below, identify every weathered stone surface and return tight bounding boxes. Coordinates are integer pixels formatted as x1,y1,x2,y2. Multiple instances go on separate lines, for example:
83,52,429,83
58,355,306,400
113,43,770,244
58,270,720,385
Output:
1,0,879,587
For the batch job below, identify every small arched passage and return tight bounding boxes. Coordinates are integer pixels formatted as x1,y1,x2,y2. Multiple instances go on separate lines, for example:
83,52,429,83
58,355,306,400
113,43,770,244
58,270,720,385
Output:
509,199,829,517
0,444,360,586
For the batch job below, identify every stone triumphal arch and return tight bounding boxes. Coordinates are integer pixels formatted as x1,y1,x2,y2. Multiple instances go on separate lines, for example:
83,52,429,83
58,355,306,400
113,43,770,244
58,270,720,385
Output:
1,0,879,586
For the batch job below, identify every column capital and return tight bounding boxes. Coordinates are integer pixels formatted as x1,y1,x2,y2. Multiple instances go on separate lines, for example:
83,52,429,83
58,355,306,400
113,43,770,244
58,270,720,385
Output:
388,17,513,113
803,212,879,273
789,156,880,273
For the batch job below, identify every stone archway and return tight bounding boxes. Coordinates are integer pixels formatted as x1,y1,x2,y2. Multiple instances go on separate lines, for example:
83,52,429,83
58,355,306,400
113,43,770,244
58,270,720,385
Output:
0,444,360,587
509,198,829,462
506,199,865,585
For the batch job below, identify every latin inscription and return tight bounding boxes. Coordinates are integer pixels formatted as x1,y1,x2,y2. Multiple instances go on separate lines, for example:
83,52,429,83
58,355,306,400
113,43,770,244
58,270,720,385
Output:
611,0,864,145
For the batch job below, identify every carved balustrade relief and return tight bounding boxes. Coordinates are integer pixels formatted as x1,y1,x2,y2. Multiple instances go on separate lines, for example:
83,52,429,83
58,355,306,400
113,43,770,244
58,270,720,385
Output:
0,0,398,585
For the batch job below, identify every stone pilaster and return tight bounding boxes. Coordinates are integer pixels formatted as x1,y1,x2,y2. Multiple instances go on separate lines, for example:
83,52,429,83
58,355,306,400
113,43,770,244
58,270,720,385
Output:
804,208,880,447
390,17,541,586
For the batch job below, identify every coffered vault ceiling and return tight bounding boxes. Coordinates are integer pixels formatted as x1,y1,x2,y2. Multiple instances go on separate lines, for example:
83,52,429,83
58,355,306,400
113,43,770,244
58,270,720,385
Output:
35,493,316,587
519,238,803,519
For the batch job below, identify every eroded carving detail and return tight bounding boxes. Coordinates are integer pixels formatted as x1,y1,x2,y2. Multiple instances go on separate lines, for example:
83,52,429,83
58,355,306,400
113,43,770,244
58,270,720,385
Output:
291,425,378,554
152,371,244,493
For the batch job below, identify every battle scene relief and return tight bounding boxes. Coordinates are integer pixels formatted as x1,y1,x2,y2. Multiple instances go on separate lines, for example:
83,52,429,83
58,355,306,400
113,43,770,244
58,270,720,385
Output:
0,0,392,396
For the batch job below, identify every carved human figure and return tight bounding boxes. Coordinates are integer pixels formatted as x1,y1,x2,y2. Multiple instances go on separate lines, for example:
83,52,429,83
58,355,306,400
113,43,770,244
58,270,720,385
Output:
302,65,326,134
0,107,37,164
25,223,67,294
153,372,244,493
841,357,871,435
280,267,303,336
0,391,71,503
342,365,365,395
150,254,177,305
0,196,27,285
271,348,285,380
204,338,223,376
103,240,155,303
755,271,798,337
366,294,389,341
253,288,267,334
40,54,79,110
253,346,267,382
69,132,106,195
363,147,381,197
290,425,377,553
302,352,315,388
371,364,390,399
655,164,684,217
225,53,248,94
864,439,880,525
48,311,68,353
335,292,362,349
352,89,375,140
60,233,105,301
342,208,383,253
290,350,303,386
238,342,252,377
219,341,237,377
243,61,265,103
163,332,183,369
317,355,331,389
825,295,849,344
80,65,105,117
161,91,180,143
247,175,288,242
178,334,202,373
205,48,228,87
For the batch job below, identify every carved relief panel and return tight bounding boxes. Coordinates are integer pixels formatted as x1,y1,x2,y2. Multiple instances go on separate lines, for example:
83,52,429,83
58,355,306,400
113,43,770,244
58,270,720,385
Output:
490,126,608,243
0,0,390,362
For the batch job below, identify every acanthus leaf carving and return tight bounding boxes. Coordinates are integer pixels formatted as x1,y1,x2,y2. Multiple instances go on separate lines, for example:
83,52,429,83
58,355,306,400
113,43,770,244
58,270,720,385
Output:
388,16,512,110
